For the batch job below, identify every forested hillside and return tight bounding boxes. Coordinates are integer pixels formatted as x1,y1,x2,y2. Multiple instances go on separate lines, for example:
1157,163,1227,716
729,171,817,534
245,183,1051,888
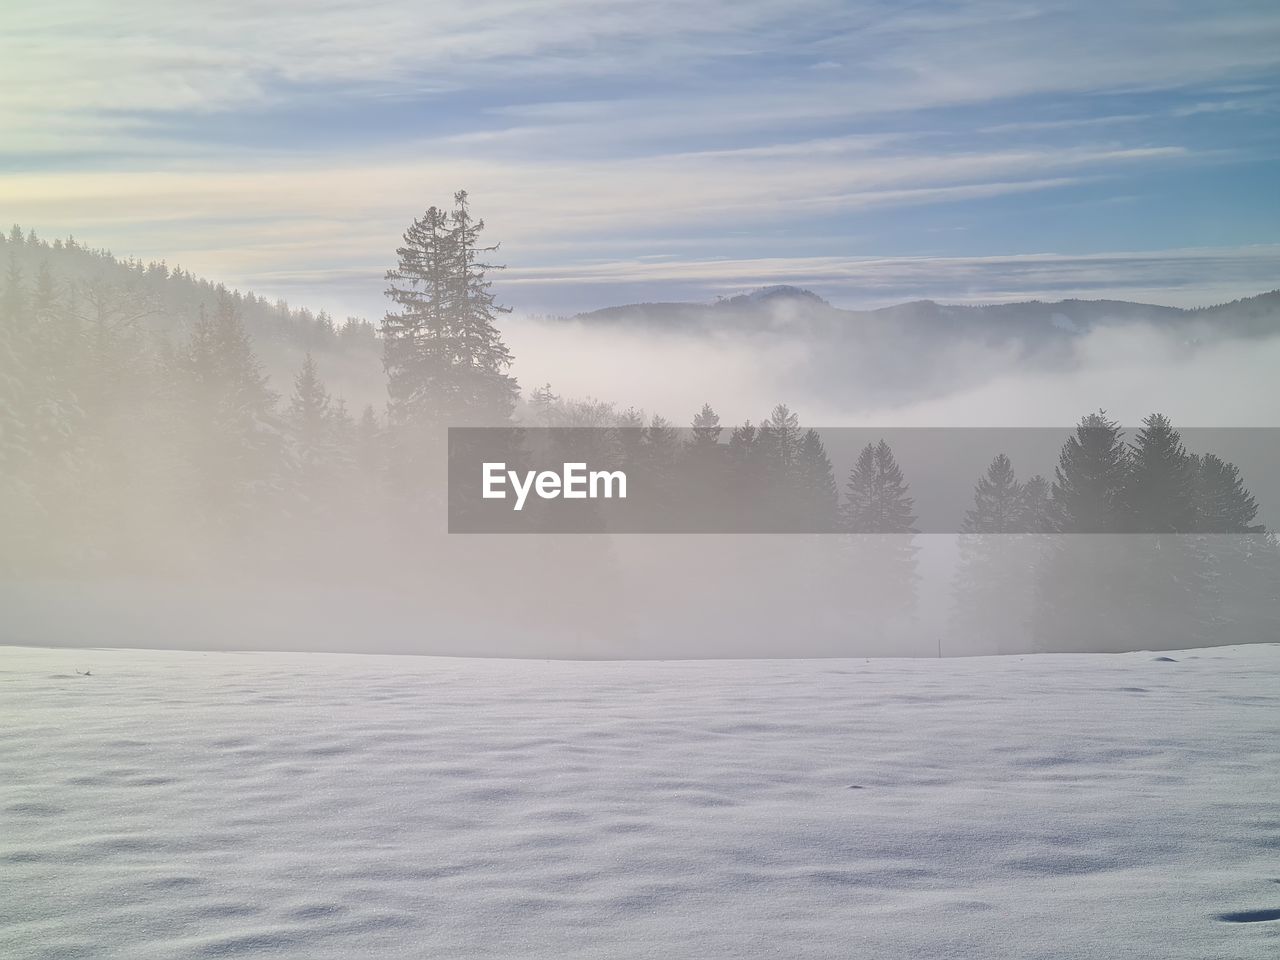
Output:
2,203,1277,653
0,226,384,412
6,224,1279,418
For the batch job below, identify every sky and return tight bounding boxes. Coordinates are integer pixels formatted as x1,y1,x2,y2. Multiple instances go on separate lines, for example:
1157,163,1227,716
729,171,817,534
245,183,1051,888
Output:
2,0,1279,318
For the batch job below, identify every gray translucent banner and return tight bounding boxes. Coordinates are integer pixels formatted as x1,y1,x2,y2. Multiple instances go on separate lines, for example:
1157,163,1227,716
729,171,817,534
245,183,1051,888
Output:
448,427,1280,534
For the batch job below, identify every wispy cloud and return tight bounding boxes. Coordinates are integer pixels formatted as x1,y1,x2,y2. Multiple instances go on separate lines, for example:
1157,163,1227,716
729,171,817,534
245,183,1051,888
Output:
6,1,1278,149
3,0,1278,311
0,139,1196,300
498,245,1280,306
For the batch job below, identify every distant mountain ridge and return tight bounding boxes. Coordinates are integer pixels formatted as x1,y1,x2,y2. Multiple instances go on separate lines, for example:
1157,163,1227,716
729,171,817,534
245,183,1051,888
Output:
570,284,1280,404
5,224,1278,410
574,284,1280,343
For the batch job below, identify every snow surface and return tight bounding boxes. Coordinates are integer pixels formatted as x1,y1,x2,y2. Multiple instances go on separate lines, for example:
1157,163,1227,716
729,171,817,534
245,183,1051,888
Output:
2,644,1279,959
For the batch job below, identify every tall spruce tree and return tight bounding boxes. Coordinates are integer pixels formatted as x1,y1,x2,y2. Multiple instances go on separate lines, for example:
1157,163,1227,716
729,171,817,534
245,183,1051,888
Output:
446,191,519,423
725,421,761,526
761,404,801,473
1036,413,1132,651
1191,451,1273,642
840,440,919,633
953,454,1041,653
646,414,679,455
1050,411,1129,533
677,403,723,529
1126,414,1196,533
287,353,357,510
690,403,722,447
384,204,446,432
1122,414,1215,645
1192,454,1261,533
171,295,281,531
842,440,917,534
795,428,838,532
961,453,1024,534
382,193,519,512
615,406,646,466
751,404,803,530
727,421,756,461
289,354,332,460
642,413,681,507
383,192,518,432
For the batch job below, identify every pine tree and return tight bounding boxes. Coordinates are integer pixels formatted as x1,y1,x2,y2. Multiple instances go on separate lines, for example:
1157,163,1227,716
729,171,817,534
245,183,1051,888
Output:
727,422,756,462
1192,452,1272,642
760,404,801,474
382,193,520,514
287,352,356,512
646,414,679,461
689,403,722,447
840,440,919,633
842,440,917,533
25,262,84,473
289,353,332,458
73,277,155,431
1126,414,1196,533
0,255,40,568
383,192,518,431
682,404,726,530
1,252,26,331
32,262,59,326
327,398,357,486
795,428,838,532
1036,413,1133,651
621,414,678,528
615,406,646,465
1192,454,1261,533
961,453,1024,533
1050,411,1129,533
952,454,1040,653
171,294,281,532
642,413,680,492
530,382,560,426
748,404,801,530
448,191,519,423
315,310,337,347
384,204,452,431
1018,474,1055,532
791,428,842,623
726,421,760,527
1121,415,1215,646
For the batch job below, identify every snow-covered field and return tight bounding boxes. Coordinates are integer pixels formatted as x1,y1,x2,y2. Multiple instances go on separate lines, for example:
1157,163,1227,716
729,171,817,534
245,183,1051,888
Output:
2,644,1279,959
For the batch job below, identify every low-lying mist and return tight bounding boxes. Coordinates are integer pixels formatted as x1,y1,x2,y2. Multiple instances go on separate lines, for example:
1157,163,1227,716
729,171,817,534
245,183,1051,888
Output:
502,304,1280,428
4,239,1278,659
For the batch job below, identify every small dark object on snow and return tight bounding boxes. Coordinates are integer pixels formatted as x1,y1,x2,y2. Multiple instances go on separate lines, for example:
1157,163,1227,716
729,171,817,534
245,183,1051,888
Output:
1217,908,1280,923
1152,656,1177,662
75,668,91,676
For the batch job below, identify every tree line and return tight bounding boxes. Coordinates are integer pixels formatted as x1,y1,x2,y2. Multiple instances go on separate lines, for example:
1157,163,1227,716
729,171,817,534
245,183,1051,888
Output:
1,195,1276,650
508,394,1278,647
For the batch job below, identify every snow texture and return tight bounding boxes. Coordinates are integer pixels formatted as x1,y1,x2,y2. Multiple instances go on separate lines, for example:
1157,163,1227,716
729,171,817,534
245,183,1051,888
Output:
2,644,1279,958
